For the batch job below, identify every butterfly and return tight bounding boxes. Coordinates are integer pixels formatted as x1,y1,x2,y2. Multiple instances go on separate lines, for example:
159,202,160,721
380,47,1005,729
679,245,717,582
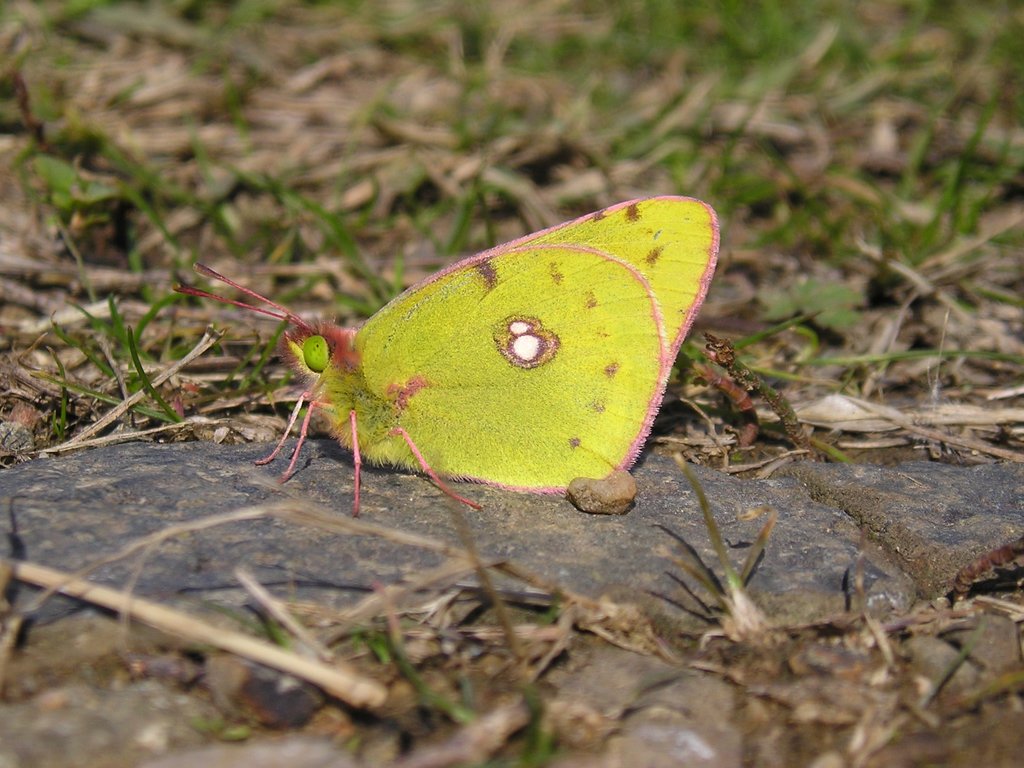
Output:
177,197,719,515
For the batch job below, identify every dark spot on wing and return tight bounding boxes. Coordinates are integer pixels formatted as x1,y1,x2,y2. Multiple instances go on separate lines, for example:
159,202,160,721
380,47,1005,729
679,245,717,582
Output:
549,261,564,285
475,260,498,291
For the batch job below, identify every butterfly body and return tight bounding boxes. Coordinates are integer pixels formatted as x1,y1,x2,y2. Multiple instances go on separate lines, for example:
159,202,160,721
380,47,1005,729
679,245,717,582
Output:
179,196,719,508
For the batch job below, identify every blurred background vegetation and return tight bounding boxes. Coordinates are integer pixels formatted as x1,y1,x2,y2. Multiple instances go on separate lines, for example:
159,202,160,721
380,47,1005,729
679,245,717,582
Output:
1,0,1022,462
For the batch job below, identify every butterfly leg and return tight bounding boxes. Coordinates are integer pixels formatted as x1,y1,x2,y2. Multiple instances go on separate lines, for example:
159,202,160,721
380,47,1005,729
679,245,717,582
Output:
255,393,309,466
277,398,322,482
255,391,320,482
391,427,482,510
349,409,362,518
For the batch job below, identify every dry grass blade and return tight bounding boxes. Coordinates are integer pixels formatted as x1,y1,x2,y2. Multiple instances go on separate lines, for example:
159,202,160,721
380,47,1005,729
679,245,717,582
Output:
379,582,475,724
919,204,1024,271
33,419,228,453
325,558,490,638
280,503,469,556
971,595,1024,621
797,395,1024,433
47,327,223,451
448,503,525,663
918,623,983,709
844,397,1024,463
0,560,23,694
234,565,334,662
4,558,387,709
18,507,270,613
565,597,674,659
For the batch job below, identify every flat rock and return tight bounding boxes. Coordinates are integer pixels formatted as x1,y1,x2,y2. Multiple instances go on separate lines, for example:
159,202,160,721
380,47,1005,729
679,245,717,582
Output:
779,461,1024,595
0,681,217,768
548,644,742,768
1,441,1019,627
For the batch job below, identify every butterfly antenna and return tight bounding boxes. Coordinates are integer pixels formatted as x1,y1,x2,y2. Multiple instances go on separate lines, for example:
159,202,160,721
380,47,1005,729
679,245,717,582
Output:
175,263,315,332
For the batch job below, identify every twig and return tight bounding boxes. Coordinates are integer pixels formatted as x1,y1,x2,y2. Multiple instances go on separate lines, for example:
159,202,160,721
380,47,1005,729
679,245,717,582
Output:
703,333,815,454
951,533,1024,597
5,558,387,709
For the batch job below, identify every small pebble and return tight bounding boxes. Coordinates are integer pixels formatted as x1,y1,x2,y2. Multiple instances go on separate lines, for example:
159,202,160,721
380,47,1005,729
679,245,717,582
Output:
566,470,637,515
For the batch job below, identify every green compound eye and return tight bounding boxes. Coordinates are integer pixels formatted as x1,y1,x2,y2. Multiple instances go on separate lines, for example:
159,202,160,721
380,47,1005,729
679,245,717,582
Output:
302,335,330,373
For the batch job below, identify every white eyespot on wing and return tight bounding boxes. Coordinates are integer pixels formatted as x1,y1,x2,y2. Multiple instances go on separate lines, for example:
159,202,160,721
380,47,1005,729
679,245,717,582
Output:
494,315,559,370
509,320,532,336
512,333,541,362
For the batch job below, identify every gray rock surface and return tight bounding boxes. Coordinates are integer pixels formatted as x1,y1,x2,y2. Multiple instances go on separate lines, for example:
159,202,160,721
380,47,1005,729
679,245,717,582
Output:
3,443,1020,621
779,461,1024,595
0,440,961,626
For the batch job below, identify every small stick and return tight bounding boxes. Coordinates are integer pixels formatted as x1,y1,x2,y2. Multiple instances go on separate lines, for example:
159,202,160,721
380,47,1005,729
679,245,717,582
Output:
694,362,759,447
56,327,223,448
5,558,387,709
234,566,334,662
703,333,815,453
952,533,1024,598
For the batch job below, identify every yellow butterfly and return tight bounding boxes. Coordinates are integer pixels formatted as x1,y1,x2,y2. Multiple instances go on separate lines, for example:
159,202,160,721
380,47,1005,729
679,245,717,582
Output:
178,197,719,514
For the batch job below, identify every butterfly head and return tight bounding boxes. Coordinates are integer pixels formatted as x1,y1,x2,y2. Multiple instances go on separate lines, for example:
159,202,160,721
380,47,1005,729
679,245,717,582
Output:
282,323,358,381
176,262,360,381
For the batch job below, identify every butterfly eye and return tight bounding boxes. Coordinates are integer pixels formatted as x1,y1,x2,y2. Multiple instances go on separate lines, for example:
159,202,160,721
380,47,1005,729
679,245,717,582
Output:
302,335,331,373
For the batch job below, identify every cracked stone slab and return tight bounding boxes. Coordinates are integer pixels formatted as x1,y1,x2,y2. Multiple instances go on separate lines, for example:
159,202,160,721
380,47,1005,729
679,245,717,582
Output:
6,441,1010,626
779,461,1024,596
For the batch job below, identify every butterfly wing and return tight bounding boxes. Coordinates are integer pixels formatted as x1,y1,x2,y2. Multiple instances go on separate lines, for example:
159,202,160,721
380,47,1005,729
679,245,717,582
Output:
511,196,718,358
354,244,669,491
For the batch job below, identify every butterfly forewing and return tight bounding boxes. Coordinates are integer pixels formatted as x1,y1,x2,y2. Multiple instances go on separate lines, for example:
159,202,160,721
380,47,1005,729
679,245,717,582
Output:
513,196,718,357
